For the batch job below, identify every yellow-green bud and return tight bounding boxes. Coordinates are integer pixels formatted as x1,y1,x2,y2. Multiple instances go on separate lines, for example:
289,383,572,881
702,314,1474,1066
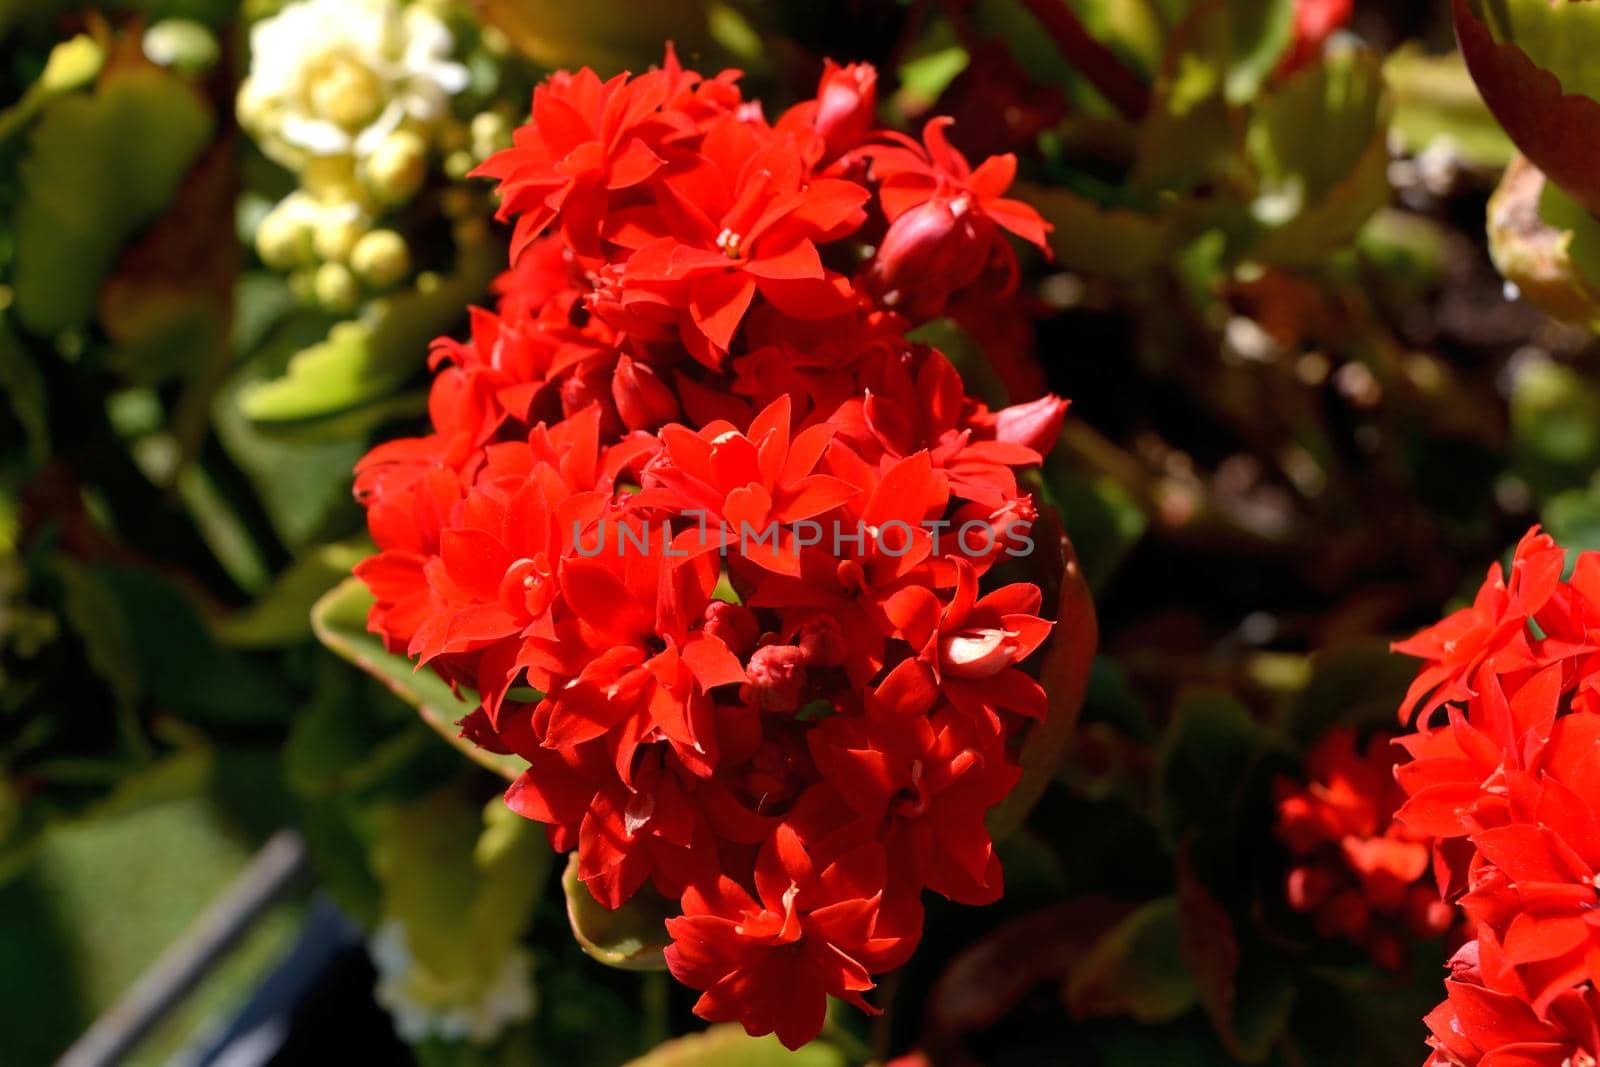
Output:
314,262,361,313
314,216,369,263
287,268,318,305
365,130,429,205
256,204,313,271
38,34,103,95
443,149,475,181
350,230,411,289
470,111,512,161
143,19,220,76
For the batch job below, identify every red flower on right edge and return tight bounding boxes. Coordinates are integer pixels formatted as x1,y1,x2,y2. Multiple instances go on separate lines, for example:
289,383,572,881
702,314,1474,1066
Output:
1392,528,1600,1067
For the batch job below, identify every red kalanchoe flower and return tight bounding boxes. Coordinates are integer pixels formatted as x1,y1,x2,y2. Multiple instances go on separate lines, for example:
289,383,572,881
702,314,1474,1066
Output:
1394,527,1600,1062
664,826,920,1050
1273,728,1454,968
1424,934,1600,1067
354,50,1079,1050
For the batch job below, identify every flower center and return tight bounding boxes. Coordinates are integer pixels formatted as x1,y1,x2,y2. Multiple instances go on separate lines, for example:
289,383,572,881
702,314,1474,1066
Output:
940,627,1016,679
715,228,745,259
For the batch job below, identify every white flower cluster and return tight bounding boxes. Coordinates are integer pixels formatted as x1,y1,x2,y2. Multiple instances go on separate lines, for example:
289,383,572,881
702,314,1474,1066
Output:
369,919,537,1046
238,0,470,306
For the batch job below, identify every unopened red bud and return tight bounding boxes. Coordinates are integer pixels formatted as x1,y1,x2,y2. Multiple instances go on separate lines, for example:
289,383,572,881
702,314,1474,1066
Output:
993,395,1069,456
612,355,681,432
869,194,988,310
705,601,759,658
1286,864,1334,913
745,644,807,712
792,613,845,667
1402,885,1455,940
813,62,876,159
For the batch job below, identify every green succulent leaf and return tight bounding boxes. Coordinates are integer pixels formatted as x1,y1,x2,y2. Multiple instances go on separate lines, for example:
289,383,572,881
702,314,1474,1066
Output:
561,853,676,972
1486,156,1600,328
1154,689,1263,844
1065,896,1197,1024
311,577,525,781
1246,48,1391,266
11,66,212,336
239,244,497,424
622,1024,846,1067
1544,481,1600,554
371,786,550,1017
1020,182,1179,283
1511,358,1600,499
1383,45,1514,169
1454,0,1600,213
215,542,370,648
987,514,1099,840
1470,0,1600,104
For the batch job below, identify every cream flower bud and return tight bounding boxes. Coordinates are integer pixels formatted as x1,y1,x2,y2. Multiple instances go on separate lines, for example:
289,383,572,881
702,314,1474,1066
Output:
143,19,220,76
255,203,314,271
365,129,429,204
313,261,361,313
313,216,368,263
470,111,512,161
351,230,411,289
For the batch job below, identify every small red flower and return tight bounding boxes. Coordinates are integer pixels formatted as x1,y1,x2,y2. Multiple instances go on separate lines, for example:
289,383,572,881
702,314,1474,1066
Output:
862,117,1051,315
664,825,921,1050
1273,728,1454,966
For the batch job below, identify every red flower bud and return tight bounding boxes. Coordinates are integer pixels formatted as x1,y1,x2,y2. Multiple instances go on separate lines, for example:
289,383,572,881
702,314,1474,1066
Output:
745,644,808,712
791,612,846,668
813,61,877,160
704,600,759,658
612,355,681,432
868,194,989,311
993,395,1069,457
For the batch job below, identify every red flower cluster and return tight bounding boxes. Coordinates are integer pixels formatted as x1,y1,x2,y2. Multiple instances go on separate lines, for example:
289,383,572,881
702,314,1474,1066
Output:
1273,728,1454,970
1391,528,1600,1066
353,51,1071,1049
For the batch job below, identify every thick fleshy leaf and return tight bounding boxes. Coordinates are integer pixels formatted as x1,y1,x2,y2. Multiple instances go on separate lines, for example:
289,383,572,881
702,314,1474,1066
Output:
311,577,525,781
370,786,550,1007
1247,48,1391,266
986,503,1099,840
476,0,715,73
1154,689,1263,843
12,66,212,336
1488,155,1600,328
1177,857,1296,1061
215,542,369,648
562,852,676,971
1454,0,1600,213
622,1023,846,1067
1384,45,1515,169
1065,897,1198,1024
1511,357,1600,499
239,242,497,423
1018,182,1178,283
